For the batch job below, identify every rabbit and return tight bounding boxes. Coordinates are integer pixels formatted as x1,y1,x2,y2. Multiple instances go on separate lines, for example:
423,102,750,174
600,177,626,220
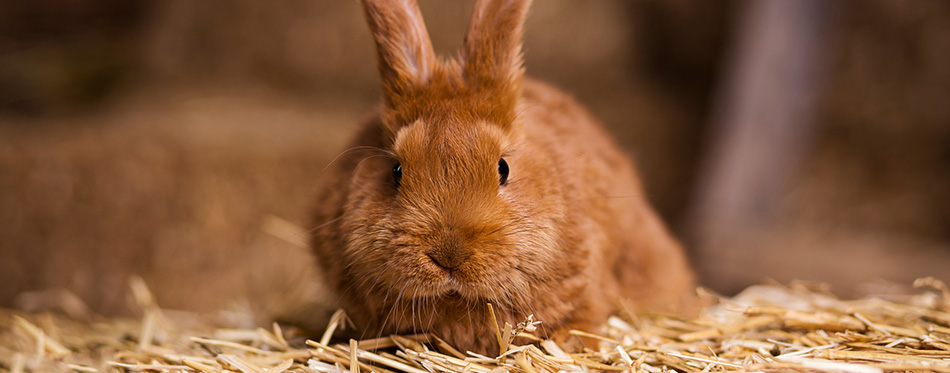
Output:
310,0,696,354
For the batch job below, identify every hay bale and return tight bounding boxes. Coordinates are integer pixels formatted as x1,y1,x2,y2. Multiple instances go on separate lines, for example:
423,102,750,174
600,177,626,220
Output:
3,278,950,372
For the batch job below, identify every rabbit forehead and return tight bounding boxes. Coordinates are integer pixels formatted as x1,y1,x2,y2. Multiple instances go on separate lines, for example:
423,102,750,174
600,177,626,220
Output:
392,118,509,166
387,118,513,232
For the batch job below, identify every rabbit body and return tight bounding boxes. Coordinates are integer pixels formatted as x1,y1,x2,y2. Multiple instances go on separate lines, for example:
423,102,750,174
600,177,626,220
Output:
311,0,694,354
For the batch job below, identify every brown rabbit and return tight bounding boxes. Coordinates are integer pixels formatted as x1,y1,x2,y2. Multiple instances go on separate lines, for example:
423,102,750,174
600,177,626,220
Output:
310,0,695,354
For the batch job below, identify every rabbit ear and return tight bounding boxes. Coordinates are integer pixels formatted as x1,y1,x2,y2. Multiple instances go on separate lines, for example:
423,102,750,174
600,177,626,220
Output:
362,0,436,108
461,0,532,126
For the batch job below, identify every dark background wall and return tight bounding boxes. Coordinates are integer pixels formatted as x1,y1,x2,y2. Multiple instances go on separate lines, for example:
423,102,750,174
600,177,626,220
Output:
1,0,948,325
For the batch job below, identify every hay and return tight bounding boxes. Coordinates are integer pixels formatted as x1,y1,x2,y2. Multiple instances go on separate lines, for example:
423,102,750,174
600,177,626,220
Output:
3,278,950,372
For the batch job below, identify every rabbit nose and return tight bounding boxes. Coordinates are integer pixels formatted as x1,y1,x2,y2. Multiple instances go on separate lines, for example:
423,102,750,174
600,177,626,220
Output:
428,239,470,271
428,249,466,270
428,251,455,270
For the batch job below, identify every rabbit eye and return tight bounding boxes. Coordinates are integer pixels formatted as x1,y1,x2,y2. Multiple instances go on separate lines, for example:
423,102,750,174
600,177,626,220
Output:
498,158,509,185
393,162,402,187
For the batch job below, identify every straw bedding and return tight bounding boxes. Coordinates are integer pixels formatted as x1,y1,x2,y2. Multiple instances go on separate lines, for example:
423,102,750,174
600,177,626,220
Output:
3,277,950,373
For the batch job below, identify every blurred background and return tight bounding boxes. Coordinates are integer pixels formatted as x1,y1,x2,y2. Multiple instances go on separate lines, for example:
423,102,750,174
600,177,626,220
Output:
1,0,948,326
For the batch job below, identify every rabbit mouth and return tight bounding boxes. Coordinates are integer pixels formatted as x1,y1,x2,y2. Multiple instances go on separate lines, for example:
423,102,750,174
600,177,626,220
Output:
441,276,468,296
445,289,462,300
424,287,492,305
404,274,475,299
403,264,508,301
434,277,501,301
